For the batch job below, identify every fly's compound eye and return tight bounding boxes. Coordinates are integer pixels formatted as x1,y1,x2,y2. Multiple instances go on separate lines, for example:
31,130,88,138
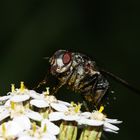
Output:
62,52,71,65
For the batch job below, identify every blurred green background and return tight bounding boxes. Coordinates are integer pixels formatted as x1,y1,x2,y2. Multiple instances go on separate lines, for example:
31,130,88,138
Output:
0,0,140,139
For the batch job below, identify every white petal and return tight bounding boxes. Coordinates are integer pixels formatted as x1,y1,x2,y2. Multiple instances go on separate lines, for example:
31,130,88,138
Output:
49,112,64,121
17,89,29,94
41,134,57,140
63,114,80,121
81,112,91,118
10,95,30,102
41,119,60,135
0,109,10,121
4,100,11,107
30,99,49,108
78,118,104,126
51,103,68,112
105,118,123,124
18,135,37,140
0,121,22,137
29,90,42,99
26,110,43,121
104,122,119,131
0,95,11,101
7,121,23,137
103,128,118,134
13,115,31,130
0,106,5,113
58,100,71,106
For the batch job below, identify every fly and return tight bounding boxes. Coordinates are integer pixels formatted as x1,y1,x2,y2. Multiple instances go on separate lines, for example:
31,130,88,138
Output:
35,50,140,110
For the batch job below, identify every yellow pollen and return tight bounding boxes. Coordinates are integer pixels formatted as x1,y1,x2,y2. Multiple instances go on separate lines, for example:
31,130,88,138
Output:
11,84,15,92
99,106,104,113
11,101,15,110
32,122,37,134
74,103,81,113
71,101,76,107
43,112,49,119
43,124,47,133
2,123,6,136
20,81,25,92
46,87,50,95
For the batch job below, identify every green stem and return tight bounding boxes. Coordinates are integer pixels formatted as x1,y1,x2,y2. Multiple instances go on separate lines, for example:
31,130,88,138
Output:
58,121,77,140
79,126,102,140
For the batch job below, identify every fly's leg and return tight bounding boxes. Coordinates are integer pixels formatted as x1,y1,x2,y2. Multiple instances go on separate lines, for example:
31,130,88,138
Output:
51,82,65,94
51,70,74,94
79,76,98,111
81,74,109,110
33,75,47,90
36,80,47,89
81,94,98,111
93,88,108,107
93,74,109,107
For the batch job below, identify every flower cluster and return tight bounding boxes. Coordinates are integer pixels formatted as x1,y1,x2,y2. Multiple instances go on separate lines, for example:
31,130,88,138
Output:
0,82,122,140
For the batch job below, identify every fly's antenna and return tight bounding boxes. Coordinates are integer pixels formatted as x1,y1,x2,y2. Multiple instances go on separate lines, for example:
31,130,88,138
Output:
100,69,140,94
43,57,50,60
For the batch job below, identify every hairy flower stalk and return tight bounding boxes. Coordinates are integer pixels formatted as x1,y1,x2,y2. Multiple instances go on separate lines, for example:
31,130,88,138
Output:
79,126,102,140
58,121,77,140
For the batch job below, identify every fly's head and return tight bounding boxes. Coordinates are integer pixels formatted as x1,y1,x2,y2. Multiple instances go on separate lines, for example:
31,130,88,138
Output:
49,50,72,75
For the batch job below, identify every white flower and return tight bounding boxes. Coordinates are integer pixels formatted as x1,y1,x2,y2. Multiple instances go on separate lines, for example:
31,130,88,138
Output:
0,116,30,139
78,110,122,134
49,103,81,122
30,97,69,112
0,108,43,139
12,115,31,131
1,82,43,106
18,120,59,140
0,85,123,140
0,109,10,122
41,119,60,136
11,89,42,99
29,90,43,99
49,112,64,121
0,95,11,102
18,134,56,140
30,99,49,108
0,89,42,108
10,95,30,103
57,100,71,106
25,109,43,122
50,102,68,112
0,101,43,125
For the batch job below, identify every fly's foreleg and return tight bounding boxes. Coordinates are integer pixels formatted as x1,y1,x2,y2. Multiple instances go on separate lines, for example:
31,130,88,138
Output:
33,75,47,90
93,75,109,107
51,82,65,94
51,71,73,94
